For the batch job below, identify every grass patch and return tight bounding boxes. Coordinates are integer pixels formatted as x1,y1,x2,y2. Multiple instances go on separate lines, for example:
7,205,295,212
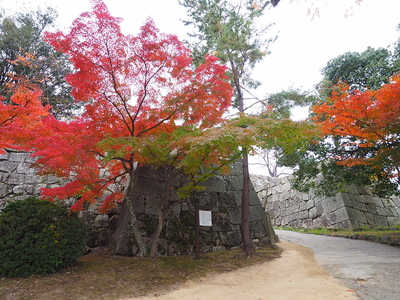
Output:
0,246,281,300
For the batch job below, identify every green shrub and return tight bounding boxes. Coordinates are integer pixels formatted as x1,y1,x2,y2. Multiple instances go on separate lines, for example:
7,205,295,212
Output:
0,197,87,278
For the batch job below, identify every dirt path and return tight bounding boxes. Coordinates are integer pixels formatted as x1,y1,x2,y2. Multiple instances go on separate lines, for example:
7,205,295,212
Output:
125,241,358,300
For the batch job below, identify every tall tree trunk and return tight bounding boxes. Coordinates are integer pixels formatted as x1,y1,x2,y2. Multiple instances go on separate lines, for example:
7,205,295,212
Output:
241,151,256,257
125,180,147,256
149,168,181,257
234,67,256,257
111,171,147,256
149,207,164,257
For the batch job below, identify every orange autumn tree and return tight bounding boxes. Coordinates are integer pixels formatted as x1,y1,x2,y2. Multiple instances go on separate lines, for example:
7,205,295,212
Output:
28,0,233,256
0,80,49,154
312,74,400,189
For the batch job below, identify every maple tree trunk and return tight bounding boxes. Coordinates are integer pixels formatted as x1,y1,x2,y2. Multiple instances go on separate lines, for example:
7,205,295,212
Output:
149,207,164,257
125,184,147,257
111,173,147,256
149,170,180,257
241,152,256,257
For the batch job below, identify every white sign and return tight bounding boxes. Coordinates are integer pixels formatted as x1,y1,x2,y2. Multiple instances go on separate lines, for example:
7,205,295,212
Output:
199,210,212,226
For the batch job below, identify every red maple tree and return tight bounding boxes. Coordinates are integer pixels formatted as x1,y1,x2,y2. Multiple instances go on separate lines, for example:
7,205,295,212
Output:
312,74,400,181
24,0,233,255
0,80,49,154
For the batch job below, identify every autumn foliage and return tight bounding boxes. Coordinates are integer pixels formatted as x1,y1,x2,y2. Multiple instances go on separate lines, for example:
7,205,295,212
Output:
0,81,49,154
22,0,233,212
312,74,400,181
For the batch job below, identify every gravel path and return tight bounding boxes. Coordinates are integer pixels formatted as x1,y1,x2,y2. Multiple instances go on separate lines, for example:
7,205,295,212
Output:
276,230,400,300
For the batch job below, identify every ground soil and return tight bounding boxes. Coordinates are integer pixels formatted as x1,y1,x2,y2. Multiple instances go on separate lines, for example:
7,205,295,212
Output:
128,241,358,300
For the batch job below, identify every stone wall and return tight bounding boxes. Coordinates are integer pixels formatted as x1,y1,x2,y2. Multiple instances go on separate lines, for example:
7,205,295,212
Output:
258,175,400,229
0,150,64,209
108,164,268,256
0,149,269,255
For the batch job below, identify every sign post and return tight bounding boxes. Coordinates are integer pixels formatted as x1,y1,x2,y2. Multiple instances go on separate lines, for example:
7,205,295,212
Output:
195,205,212,260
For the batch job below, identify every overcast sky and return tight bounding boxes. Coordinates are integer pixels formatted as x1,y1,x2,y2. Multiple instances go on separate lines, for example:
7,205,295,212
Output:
2,0,399,97
2,0,399,175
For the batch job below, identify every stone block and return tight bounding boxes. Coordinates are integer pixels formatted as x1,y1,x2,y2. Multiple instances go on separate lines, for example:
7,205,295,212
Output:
299,201,307,211
306,199,314,210
132,194,145,213
322,196,344,213
309,206,318,219
25,174,41,184
249,190,262,206
144,196,158,216
227,207,241,225
274,216,282,226
391,197,400,207
12,185,26,195
270,193,280,203
0,182,8,196
283,180,291,191
250,204,265,222
347,184,360,194
381,198,392,207
25,154,37,164
387,217,399,226
351,201,366,212
297,210,308,220
8,173,25,185
316,202,324,216
34,183,47,194
374,215,389,227
211,213,231,231
346,207,367,224
219,191,237,207
347,192,362,203
292,203,300,213
167,202,181,220
314,196,324,203
328,212,337,224
340,193,352,206
364,212,375,225
0,152,9,160
276,183,284,194
301,219,313,227
46,175,60,184
201,175,227,193
319,215,329,227
94,215,109,227
298,193,308,202
224,174,243,192
0,161,18,173
334,207,350,223
192,192,219,211
218,229,241,247
281,215,294,226
372,197,384,207
376,206,391,216
16,163,34,174
390,207,400,217
312,218,323,228
364,203,378,214
338,220,353,229
356,195,368,204
134,177,164,197
9,152,27,162
272,201,280,211
250,220,267,238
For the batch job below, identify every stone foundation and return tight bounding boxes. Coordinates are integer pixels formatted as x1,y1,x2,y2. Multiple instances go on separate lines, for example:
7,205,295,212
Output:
0,149,270,255
257,176,400,229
